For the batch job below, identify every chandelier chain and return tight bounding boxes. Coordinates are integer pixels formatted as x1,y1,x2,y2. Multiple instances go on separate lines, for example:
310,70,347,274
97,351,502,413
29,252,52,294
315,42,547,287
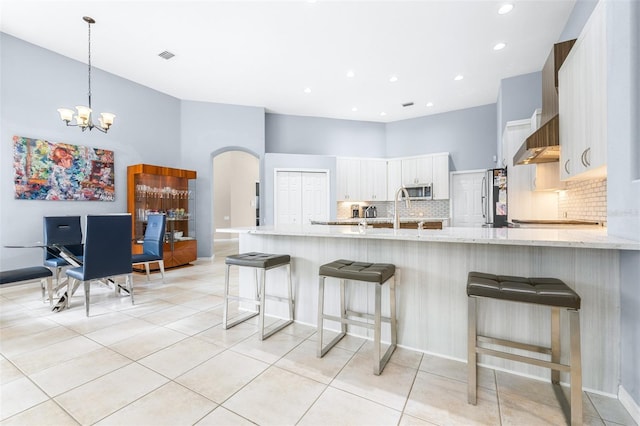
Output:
87,19,92,109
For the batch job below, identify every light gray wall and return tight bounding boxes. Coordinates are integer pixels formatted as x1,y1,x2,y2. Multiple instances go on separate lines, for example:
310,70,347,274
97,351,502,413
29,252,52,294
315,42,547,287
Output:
266,113,386,157
180,100,265,258
385,103,497,171
263,153,336,226
496,72,542,139
0,34,181,268
559,0,599,40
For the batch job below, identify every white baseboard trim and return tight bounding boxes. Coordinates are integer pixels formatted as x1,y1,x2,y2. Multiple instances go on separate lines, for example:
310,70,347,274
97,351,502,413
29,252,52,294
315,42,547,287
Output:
619,385,640,425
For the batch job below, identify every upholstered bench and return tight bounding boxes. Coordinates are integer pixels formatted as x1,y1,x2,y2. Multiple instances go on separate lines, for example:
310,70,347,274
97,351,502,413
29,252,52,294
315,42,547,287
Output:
467,272,582,425
223,252,294,340
0,266,54,304
317,259,397,375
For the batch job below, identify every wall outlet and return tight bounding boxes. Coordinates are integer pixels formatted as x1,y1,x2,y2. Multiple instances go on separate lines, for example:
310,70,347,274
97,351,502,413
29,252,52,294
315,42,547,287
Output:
563,211,568,218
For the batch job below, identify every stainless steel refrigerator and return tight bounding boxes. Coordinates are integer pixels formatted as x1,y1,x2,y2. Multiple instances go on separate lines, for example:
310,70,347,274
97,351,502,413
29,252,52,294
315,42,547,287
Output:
482,168,508,228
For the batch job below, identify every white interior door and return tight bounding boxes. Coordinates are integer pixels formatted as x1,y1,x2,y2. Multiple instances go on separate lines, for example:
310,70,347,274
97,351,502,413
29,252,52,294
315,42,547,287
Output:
275,171,302,225
451,171,485,227
275,170,329,225
301,172,329,224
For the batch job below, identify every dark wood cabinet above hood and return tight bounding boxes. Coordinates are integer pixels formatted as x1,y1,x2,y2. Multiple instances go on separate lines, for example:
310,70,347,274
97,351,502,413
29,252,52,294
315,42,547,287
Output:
514,39,576,165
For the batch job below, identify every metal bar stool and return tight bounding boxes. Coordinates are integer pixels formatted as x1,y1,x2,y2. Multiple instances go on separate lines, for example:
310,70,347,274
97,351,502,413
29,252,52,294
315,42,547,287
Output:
467,271,582,425
317,259,397,375
223,252,294,340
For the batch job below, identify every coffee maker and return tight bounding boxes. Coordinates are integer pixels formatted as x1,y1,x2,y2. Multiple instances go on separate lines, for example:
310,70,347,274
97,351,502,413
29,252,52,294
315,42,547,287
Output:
351,204,360,218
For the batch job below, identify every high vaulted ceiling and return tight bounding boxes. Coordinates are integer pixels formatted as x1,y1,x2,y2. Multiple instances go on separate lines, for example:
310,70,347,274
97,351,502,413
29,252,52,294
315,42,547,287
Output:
1,0,575,123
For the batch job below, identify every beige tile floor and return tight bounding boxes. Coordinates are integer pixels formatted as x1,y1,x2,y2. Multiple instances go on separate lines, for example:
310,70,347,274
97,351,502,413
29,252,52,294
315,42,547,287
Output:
1,240,637,426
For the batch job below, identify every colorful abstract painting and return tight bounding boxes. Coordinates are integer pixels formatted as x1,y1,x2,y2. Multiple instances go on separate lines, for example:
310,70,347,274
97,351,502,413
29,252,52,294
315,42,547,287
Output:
13,136,115,201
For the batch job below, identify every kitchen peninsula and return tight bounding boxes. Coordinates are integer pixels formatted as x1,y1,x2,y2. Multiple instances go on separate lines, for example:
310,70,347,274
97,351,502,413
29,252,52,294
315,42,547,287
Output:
218,224,639,396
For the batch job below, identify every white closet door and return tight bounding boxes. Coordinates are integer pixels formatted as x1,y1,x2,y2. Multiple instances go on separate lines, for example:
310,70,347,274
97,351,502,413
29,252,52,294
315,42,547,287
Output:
301,172,329,224
451,171,485,227
276,171,302,225
275,170,329,225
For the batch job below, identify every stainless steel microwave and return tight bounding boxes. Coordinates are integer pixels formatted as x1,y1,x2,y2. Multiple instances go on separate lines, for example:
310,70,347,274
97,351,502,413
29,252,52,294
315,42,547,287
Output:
402,184,433,200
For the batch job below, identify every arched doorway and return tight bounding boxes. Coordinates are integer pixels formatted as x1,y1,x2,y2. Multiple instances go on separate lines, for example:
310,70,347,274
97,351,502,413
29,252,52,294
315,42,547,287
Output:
213,150,259,242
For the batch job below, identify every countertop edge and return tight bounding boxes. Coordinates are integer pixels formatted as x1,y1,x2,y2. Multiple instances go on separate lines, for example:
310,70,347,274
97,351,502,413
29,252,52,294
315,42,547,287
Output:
216,226,640,251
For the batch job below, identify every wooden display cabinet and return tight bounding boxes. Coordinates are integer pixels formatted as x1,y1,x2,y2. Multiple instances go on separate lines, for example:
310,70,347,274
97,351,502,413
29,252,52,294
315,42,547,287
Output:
127,164,197,270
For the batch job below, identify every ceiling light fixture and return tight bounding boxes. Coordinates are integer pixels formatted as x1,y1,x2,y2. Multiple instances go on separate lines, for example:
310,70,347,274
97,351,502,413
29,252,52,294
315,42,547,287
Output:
426,102,434,107
380,112,387,116
498,3,514,15
493,42,507,50
304,87,312,94
389,75,398,83
57,17,115,133
454,74,464,81
351,107,358,112
346,70,355,78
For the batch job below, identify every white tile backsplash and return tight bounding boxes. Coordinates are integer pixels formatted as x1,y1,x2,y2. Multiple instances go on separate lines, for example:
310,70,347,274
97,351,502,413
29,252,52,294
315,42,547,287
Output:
338,200,449,219
558,178,607,225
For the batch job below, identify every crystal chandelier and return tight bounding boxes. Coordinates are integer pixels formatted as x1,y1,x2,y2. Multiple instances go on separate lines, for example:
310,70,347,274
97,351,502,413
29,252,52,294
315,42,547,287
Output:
57,16,115,133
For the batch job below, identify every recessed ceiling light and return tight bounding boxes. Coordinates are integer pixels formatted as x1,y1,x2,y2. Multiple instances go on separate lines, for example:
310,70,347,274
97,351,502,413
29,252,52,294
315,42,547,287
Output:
454,74,464,81
346,70,355,78
389,75,398,83
304,87,311,94
493,42,507,51
498,3,513,15
426,102,434,107
351,107,358,112
380,112,387,116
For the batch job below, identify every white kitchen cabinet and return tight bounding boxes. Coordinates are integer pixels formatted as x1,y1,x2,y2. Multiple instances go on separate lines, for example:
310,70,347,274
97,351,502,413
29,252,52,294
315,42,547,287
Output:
432,153,450,199
559,1,607,180
386,159,402,201
336,157,361,201
401,156,433,185
360,158,387,201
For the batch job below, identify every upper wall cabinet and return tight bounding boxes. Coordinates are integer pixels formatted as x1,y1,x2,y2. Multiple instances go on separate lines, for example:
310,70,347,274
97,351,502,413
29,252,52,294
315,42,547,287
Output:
360,159,387,201
431,153,450,200
401,156,433,185
336,157,361,201
386,159,402,201
559,1,607,180
400,153,450,199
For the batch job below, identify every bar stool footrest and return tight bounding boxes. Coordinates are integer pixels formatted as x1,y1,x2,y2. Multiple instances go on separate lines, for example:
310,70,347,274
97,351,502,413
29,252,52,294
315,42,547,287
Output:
318,332,347,357
224,311,259,330
262,318,294,340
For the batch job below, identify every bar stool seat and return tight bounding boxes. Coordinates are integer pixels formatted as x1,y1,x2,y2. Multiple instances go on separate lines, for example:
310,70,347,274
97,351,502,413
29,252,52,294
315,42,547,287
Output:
317,259,397,375
467,272,582,425
223,252,293,340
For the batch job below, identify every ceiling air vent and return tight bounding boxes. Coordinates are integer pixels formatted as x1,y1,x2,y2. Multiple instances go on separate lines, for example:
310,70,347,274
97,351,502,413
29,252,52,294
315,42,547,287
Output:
402,102,414,107
158,51,175,60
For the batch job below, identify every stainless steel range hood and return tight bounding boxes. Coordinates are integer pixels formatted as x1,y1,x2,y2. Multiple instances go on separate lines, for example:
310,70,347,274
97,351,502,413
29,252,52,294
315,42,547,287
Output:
513,115,560,164
514,39,575,166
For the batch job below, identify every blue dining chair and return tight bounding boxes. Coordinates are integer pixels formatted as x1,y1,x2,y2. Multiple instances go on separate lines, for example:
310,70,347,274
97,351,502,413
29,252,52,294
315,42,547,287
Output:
132,213,166,282
43,216,84,304
65,214,133,316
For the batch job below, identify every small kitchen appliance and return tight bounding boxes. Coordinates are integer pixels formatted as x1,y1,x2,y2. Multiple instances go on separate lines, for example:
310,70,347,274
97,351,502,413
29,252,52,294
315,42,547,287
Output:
351,204,360,218
402,184,433,200
364,205,377,218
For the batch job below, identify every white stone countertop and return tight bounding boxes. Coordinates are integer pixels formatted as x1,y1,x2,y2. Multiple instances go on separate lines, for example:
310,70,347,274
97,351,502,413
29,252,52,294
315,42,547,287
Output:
217,224,640,250
310,217,447,225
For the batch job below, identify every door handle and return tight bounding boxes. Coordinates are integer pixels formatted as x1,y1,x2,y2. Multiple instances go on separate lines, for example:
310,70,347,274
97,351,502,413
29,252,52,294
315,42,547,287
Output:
564,159,570,175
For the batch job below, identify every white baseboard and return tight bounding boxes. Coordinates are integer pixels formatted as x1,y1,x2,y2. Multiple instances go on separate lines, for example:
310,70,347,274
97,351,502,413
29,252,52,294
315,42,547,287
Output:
619,385,640,425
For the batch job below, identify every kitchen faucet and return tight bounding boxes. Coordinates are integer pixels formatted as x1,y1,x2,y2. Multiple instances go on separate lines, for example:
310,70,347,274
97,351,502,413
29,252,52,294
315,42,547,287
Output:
394,187,411,230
